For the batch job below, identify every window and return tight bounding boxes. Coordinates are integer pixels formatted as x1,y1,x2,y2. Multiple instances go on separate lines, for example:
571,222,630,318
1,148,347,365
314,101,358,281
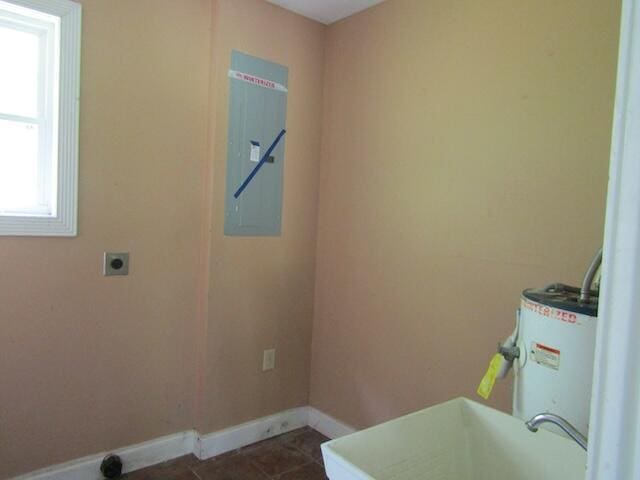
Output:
0,0,80,236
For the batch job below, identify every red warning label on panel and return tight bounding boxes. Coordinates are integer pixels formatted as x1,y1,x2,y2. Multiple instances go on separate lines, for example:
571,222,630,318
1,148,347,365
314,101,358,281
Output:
531,342,560,370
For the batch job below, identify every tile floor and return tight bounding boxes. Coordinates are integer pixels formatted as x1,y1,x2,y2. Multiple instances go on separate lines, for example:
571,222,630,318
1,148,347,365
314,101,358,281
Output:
122,427,330,480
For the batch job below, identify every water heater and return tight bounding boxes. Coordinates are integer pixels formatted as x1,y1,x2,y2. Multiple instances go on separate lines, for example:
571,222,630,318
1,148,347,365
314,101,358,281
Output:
494,249,601,438
512,284,598,436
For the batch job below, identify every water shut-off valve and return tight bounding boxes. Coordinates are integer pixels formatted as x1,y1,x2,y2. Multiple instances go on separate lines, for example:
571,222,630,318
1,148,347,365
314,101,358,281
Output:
477,312,520,399
498,342,520,362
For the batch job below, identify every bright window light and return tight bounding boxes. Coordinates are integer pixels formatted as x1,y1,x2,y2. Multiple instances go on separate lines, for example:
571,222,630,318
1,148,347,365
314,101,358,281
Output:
0,0,80,236
0,25,40,118
0,119,40,210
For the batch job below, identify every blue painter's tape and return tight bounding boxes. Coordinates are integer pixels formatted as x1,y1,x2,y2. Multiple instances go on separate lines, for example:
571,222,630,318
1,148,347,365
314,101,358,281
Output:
234,129,286,199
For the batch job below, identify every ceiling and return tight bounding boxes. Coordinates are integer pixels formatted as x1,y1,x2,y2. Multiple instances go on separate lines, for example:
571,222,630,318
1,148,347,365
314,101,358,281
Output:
265,0,387,25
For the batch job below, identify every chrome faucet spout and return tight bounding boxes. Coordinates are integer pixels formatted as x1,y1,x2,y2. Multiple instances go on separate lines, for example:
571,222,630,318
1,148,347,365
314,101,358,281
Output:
525,413,588,451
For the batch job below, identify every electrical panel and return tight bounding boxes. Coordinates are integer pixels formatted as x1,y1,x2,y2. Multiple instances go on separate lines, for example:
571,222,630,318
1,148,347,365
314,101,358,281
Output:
224,51,288,236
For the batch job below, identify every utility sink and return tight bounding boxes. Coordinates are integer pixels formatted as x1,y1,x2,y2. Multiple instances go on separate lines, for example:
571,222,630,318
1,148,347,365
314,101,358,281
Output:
321,398,586,480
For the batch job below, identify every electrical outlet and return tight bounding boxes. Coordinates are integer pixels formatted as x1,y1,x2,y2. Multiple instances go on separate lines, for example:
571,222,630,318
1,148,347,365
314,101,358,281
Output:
263,348,276,371
104,252,129,276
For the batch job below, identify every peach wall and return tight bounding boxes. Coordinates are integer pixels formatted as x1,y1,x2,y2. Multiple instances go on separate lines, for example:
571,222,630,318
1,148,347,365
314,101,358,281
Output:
310,0,621,428
1,0,325,476
0,0,623,476
200,0,325,433
0,0,326,476
0,1,211,477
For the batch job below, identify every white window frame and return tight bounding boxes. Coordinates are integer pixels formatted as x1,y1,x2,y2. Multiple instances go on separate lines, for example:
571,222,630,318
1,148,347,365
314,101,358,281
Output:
0,0,80,236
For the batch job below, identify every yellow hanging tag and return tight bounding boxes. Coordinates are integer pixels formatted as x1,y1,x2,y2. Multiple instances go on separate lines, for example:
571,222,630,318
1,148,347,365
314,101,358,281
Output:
477,353,503,400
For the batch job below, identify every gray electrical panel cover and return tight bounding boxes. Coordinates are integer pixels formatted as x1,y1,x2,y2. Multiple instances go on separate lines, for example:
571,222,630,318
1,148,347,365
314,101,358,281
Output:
224,51,288,236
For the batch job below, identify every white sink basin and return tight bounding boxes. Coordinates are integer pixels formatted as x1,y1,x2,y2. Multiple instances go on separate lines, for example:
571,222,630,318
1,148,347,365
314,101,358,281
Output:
321,397,586,480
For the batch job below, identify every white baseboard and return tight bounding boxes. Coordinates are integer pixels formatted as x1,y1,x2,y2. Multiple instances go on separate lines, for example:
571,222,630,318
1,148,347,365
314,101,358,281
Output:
197,406,310,459
308,406,356,439
13,430,197,480
12,406,355,480
116,430,196,473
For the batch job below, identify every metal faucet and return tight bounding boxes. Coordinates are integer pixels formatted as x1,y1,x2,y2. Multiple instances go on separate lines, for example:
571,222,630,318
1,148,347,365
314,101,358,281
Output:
525,413,588,451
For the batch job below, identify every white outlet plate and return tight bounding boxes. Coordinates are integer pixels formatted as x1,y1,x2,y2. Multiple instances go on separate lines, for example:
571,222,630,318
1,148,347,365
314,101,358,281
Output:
263,348,276,371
